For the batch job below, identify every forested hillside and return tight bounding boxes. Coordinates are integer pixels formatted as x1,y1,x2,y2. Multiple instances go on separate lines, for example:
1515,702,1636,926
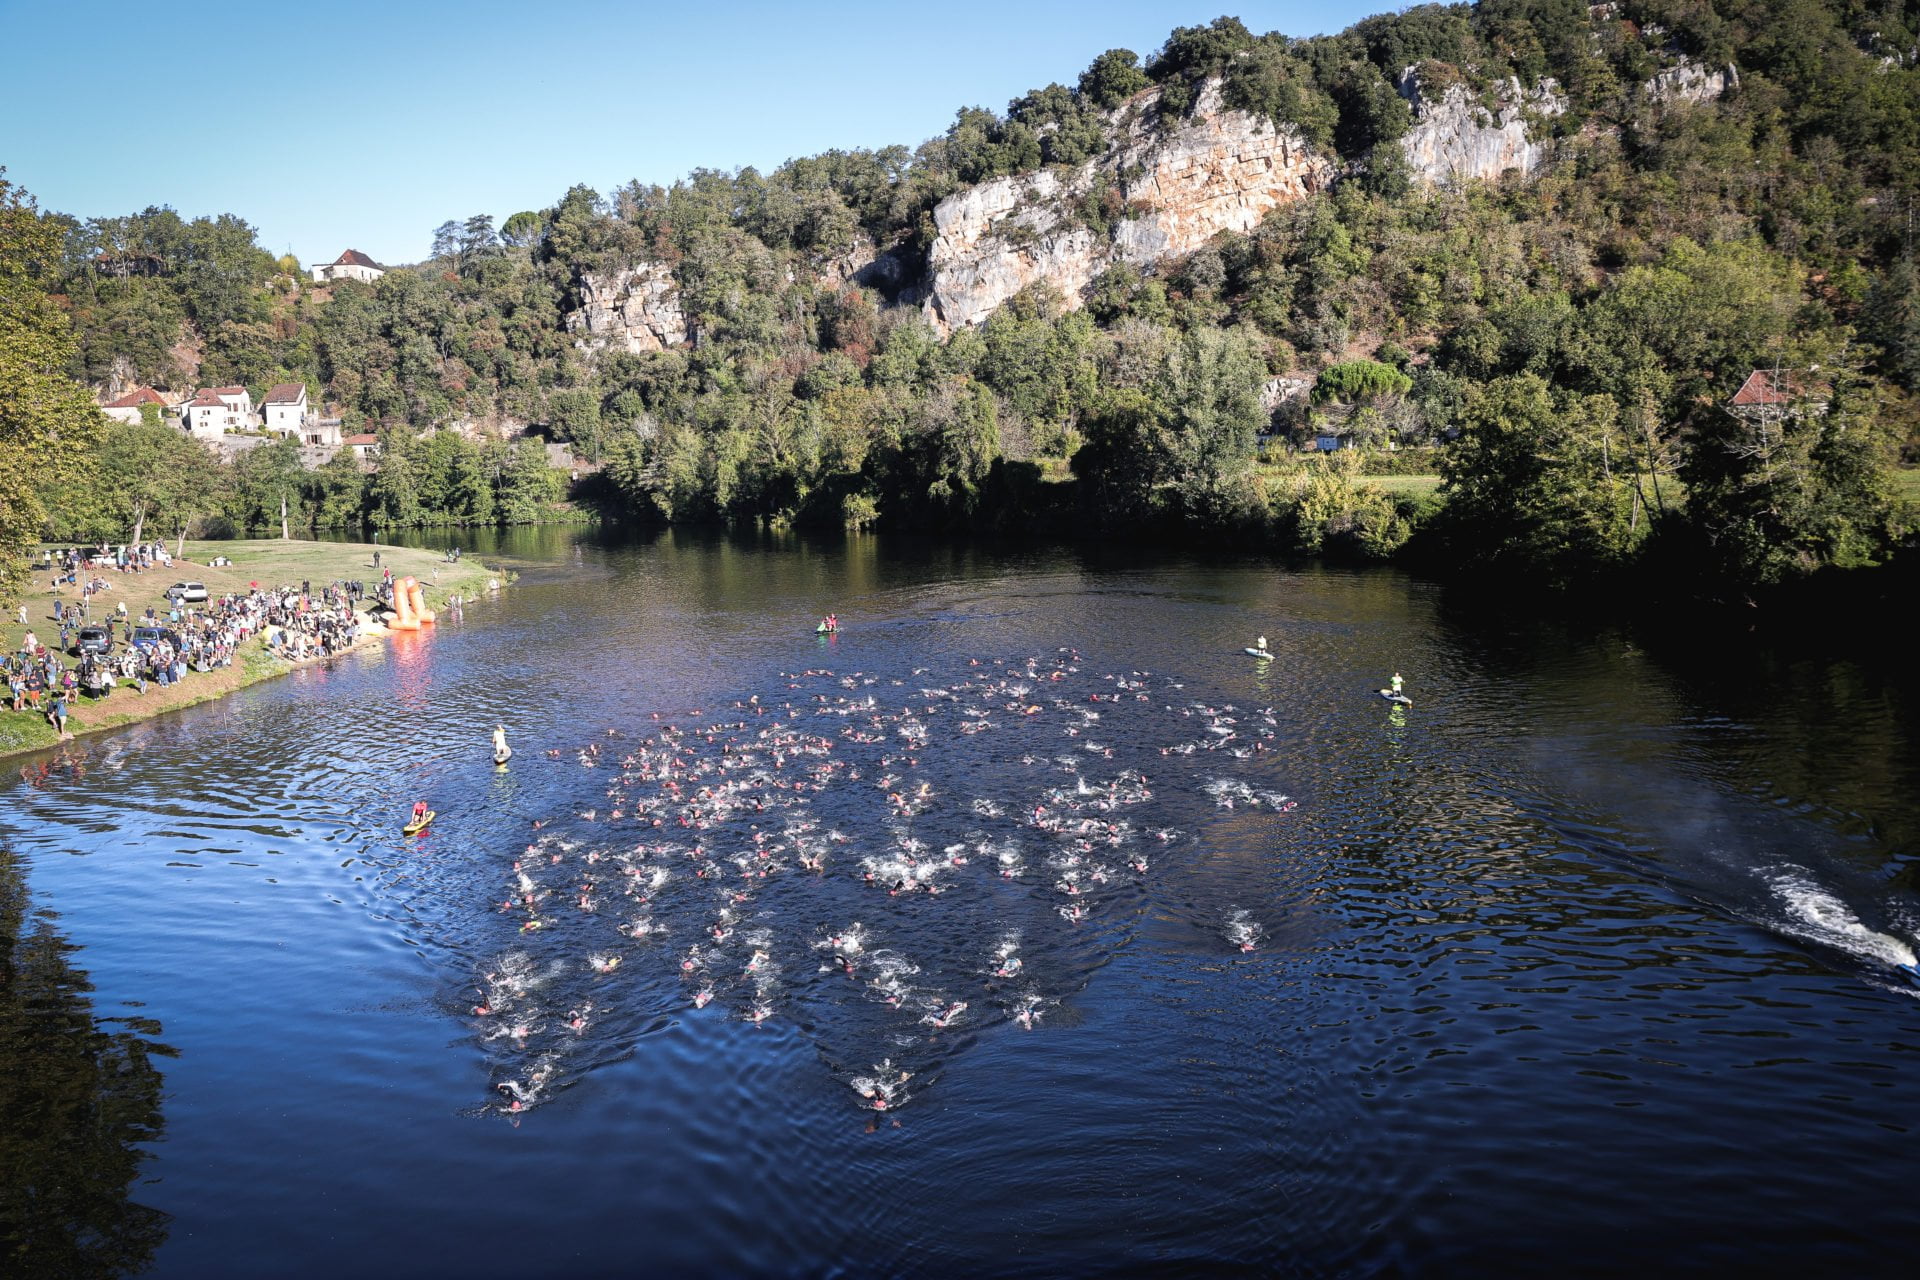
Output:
16,0,1920,596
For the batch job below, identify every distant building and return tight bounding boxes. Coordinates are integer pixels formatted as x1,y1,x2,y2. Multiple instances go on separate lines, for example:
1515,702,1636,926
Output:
100,386,169,425
184,386,255,439
311,249,385,285
1728,369,1830,423
263,383,315,437
342,432,382,463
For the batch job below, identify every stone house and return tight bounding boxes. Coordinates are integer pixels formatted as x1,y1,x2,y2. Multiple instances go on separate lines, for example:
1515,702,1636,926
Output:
342,432,382,464
312,249,385,285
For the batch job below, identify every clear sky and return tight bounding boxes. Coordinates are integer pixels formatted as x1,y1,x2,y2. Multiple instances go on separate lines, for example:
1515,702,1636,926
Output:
0,0,1380,268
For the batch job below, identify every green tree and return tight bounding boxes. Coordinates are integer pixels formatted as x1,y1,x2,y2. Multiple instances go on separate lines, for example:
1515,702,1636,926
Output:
1079,48,1150,109
1439,373,1639,581
1,174,104,604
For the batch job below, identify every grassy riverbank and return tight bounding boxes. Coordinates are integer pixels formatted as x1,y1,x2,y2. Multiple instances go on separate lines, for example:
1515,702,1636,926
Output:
2,539,506,760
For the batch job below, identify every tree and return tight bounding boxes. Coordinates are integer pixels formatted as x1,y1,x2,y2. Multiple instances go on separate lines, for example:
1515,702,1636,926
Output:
1438,373,1638,581
2,175,104,602
500,211,545,252
1679,374,1897,587
430,220,462,264
1079,48,1150,110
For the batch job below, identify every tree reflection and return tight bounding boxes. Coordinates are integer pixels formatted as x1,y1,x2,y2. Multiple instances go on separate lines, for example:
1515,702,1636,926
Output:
0,842,172,1276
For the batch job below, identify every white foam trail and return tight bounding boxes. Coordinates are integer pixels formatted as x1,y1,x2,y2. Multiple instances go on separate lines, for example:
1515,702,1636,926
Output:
1768,869,1918,972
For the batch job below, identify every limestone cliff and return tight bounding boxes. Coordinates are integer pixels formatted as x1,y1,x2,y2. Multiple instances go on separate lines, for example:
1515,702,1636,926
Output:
561,57,1723,348
1642,58,1738,108
923,81,1335,332
565,261,686,354
1395,68,1566,186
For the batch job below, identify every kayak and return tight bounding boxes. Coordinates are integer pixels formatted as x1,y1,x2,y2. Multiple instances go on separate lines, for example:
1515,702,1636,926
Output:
1377,689,1413,707
403,810,436,835
1244,647,1274,659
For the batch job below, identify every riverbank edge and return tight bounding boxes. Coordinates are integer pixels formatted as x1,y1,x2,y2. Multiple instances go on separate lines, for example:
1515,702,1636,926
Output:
2,544,511,762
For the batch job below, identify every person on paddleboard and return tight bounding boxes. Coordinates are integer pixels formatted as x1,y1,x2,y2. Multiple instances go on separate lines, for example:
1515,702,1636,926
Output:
412,800,429,824
1391,672,1404,696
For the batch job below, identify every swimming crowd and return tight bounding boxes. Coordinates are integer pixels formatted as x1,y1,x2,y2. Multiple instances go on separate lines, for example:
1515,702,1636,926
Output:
8,560,397,737
465,646,1303,1118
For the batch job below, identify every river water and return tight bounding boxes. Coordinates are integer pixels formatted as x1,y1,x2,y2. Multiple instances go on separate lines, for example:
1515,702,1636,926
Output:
5,529,1919,1276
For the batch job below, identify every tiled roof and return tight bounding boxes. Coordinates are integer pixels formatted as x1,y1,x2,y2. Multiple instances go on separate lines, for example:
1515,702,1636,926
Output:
264,383,306,404
343,433,380,445
205,385,248,398
332,249,381,269
103,387,166,409
1730,369,1825,407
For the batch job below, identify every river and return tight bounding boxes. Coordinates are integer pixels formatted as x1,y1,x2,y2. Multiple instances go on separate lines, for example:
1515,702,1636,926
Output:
5,528,1919,1276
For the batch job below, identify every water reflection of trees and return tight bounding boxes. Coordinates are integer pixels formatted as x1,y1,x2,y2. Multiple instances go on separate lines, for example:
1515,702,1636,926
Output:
0,842,173,1276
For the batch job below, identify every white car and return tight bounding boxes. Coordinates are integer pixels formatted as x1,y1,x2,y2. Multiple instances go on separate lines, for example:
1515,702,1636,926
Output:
169,581,209,603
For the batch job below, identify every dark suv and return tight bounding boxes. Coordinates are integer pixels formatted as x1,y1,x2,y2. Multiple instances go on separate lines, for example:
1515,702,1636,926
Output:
73,624,115,656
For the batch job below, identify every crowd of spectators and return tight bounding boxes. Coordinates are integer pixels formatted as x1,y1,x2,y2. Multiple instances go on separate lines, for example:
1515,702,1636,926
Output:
8,569,379,738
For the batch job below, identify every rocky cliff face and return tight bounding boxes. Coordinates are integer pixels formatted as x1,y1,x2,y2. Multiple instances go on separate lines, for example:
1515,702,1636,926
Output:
1396,68,1567,186
563,59,1719,348
1642,58,1738,108
923,81,1335,332
565,261,687,354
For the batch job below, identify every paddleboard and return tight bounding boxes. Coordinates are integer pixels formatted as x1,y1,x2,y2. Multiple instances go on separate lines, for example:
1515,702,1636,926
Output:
1244,647,1274,659
494,747,513,765
1377,689,1413,707
403,810,436,835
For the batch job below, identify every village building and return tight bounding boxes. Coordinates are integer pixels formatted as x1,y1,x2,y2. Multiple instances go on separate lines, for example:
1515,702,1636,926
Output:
1727,369,1830,424
100,386,171,425
342,432,382,463
311,249,385,285
184,386,255,439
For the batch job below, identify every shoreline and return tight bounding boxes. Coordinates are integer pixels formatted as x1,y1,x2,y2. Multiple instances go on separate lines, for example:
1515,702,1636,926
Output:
3,539,509,762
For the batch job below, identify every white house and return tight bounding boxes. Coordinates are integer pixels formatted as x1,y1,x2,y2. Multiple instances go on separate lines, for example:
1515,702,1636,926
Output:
311,249,384,284
184,385,254,439
100,386,169,424
342,432,382,464
263,383,310,435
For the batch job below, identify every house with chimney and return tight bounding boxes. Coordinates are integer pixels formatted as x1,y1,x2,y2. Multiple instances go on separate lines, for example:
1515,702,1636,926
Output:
184,386,255,439
311,249,385,284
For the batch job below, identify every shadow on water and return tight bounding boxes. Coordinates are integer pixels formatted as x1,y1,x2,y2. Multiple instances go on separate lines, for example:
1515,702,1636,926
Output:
0,840,173,1276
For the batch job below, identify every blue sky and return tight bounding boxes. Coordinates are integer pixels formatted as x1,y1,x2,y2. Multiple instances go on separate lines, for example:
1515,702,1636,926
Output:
0,0,1379,268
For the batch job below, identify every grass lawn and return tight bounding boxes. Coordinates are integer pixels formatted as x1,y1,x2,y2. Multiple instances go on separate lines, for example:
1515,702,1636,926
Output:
3,538,505,760
1892,468,1920,506
1363,473,1444,499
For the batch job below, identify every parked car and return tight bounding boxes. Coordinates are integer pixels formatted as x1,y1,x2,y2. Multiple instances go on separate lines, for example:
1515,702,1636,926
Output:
130,626,181,652
72,624,115,656
169,581,209,603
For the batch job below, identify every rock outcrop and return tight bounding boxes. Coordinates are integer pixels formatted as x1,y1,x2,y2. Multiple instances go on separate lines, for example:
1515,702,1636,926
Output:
1395,68,1566,186
923,81,1335,332
1642,58,1737,107
565,261,687,354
